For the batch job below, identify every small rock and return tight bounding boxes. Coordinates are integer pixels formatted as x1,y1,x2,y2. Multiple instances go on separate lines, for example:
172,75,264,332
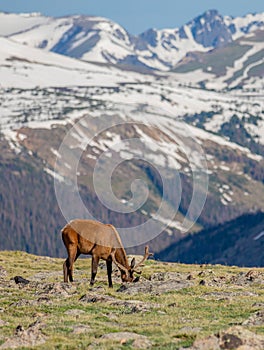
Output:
101,332,152,349
157,310,166,315
183,326,264,350
13,276,30,285
105,313,118,321
0,319,8,327
253,302,264,308
133,337,153,349
187,274,194,280
33,312,46,318
199,280,206,286
72,325,91,334
0,266,7,278
179,326,201,334
15,325,24,334
182,335,220,350
116,284,128,292
242,309,264,326
168,302,178,307
64,309,85,316
220,333,243,349
36,296,51,304
36,282,75,297
0,321,46,349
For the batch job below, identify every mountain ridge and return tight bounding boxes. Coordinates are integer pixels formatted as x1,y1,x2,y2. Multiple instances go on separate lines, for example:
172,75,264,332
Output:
1,9,263,71
156,211,264,267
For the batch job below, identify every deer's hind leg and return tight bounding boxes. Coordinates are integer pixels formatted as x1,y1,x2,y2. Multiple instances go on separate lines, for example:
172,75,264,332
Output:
63,258,69,282
90,255,100,286
106,259,113,288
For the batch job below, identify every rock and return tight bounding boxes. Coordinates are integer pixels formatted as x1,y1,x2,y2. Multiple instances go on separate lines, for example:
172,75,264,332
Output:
0,319,8,327
36,282,76,297
32,271,62,281
79,292,159,312
35,296,52,304
242,309,264,326
168,302,178,307
187,274,195,280
182,335,220,350
32,312,46,318
219,333,243,349
9,299,31,307
9,296,51,307
183,326,264,350
0,266,7,278
0,321,46,349
230,271,264,286
252,303,264,308
117,275,192,295
150,272,185,281
72,324,91,334
200,291,258,301
13,276,30,285
132,337,153,349
64,309,85,316
179,326,202,334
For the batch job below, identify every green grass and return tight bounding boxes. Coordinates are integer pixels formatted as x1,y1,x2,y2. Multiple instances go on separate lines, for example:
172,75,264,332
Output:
0,251,263,349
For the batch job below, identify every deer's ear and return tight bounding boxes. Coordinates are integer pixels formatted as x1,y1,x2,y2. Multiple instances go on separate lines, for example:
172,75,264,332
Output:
130,257,136,269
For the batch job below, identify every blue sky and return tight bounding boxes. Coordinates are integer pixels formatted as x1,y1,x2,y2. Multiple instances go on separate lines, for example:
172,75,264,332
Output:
0,0,263,34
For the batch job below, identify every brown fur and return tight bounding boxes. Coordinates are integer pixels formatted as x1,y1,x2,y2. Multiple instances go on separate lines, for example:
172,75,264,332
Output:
61,219,136,287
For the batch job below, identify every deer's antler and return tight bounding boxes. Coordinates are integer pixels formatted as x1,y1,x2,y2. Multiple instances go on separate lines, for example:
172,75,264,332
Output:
132,245,153,272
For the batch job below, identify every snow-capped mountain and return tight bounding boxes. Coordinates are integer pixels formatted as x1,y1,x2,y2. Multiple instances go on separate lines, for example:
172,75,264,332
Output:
1,10,263,71
0,9,263,256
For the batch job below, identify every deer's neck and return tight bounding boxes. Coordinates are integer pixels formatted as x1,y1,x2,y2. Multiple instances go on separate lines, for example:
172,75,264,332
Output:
116,247,130,269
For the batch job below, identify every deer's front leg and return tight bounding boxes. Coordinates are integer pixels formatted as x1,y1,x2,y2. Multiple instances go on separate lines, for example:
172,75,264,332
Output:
90,255,100,286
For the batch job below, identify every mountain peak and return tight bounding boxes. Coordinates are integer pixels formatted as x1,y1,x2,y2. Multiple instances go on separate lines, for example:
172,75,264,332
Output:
184,9,233,48
138,28,158,48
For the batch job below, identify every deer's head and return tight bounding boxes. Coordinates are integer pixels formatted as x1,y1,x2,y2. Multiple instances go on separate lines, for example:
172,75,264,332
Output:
111,246,152,283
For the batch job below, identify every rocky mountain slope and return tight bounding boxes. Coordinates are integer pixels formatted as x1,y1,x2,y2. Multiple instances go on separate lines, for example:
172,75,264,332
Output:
157,211,264,267
174,28,264,90
0,10,263,259
0,251,263,349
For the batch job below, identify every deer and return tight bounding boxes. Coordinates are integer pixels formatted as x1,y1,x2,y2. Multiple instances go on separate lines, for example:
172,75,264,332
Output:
61,219,152,287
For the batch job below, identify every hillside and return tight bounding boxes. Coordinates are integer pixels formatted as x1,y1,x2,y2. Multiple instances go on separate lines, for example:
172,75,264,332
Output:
0,251,264,349
157,212,264,267
0,135,182,257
